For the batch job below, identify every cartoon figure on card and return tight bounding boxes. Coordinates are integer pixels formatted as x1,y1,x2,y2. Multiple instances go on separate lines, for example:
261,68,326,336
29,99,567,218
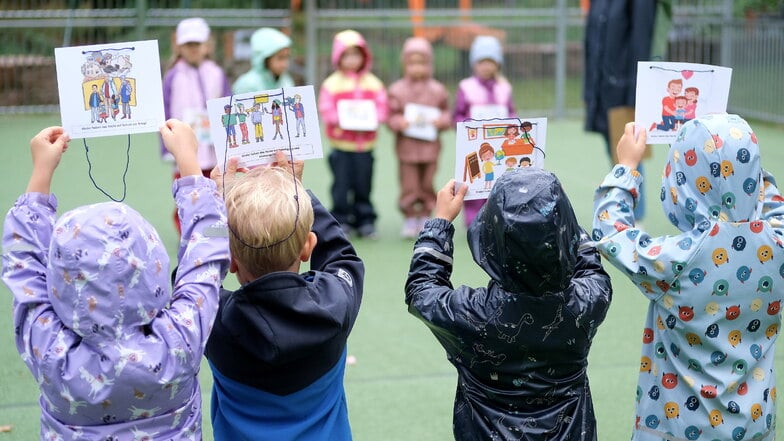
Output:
221,104,238,148
685,87,699,122
119,75,133,119
286,93,307,137
479,142,495,190
500,124,524,156
271,99,284,140
88,84,102,123
504,156,517,171
250,102,265,142
673,96,688,131
519,157,532,168
236,103,250,145
650,79,683,132
520,121,536,150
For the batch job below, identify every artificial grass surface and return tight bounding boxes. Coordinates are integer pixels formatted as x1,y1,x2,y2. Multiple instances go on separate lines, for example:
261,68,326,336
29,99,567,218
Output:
1,113,783,440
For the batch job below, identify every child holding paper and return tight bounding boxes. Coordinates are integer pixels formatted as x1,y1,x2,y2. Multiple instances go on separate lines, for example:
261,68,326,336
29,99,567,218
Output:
453,35,516,227
162,17,231,234
318,29,388,239
3,121,229,440
387,37,451,239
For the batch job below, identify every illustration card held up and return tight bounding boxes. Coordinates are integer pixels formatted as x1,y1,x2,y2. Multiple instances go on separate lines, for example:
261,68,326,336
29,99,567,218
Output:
454,117,547,201
403,103,440,141
54,40,165,138
636,61,732,144
207,85,323,168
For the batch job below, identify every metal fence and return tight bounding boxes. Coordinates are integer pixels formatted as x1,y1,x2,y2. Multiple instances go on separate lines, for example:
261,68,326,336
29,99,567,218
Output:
1,0,782,123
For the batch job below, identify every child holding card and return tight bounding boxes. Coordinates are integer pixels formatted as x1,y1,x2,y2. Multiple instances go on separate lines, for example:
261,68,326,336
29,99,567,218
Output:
318,29,388,239
453,35,516,227
3,121,229,440
162,17,231,234
387,37,451,239
592,115,784,440
405,171,611,441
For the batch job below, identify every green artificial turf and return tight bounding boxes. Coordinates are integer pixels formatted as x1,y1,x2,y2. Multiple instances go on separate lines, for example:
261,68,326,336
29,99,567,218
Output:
1,113,783,440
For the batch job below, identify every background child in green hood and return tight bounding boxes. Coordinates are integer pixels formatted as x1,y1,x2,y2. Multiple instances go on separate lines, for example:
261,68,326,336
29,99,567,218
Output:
233,27,294,94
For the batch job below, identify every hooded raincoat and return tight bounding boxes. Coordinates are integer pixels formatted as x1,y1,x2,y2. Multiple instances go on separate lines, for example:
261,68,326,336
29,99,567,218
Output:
406,169,612,440
232,27,294,94
592,114,784,440
1,176,229,440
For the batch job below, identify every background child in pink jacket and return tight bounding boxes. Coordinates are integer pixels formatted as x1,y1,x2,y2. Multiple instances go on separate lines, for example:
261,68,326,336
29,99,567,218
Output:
318,29,388,239
387,37,451,239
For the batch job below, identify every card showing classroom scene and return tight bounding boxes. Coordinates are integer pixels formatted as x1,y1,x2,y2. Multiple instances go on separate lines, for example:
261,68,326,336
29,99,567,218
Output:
636,61,732,144
54,40,165,139
207,85,323,168
455,117,547,201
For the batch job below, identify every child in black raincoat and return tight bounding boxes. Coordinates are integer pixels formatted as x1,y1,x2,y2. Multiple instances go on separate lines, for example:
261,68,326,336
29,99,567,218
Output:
405,169,612,440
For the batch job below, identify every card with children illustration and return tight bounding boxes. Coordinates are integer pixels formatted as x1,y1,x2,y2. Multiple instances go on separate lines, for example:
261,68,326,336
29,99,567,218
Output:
455,117,547,201
207,85,323,169
54,40,165,139
636,61,732,144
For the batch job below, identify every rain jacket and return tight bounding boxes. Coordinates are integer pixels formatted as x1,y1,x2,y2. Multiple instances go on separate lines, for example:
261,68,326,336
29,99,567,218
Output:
1,176,230,440
387,37,451,164
592,114,784,440
318,29,388,152
232,27,294,94
406,169,612,440
205,193,364,441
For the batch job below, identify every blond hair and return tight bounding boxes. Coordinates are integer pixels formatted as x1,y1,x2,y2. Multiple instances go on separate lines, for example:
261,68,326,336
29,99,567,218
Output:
224,166,313,278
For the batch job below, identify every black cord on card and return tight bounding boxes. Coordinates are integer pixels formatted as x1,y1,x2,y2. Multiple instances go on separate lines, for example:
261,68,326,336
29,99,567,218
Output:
82,135,130,202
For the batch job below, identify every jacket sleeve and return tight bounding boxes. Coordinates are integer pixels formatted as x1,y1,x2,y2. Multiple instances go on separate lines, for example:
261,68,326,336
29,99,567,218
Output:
436,83,452,130
592,165,692,301
570,234,613,338
760,170,784,228
405,218,481,341
2,193,77,380
163,176,230,360
318,80,340,126
386,85,406,133
374,84,389,124
307,191,364,326
453,84,469,123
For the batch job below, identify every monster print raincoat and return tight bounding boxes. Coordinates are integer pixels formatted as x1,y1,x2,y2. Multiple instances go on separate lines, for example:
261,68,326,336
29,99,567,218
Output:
406,169,612,440
592,114,784,440
2,176,229,440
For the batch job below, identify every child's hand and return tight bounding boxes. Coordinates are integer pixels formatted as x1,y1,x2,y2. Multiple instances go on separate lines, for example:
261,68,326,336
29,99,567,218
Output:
616,122,647,170
272,150,304,182
434,180,468,222
27,126,70,194
160,119,200,176
210,157,242,195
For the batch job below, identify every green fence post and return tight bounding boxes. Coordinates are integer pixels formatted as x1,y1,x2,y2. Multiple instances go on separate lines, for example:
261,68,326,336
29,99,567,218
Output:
137,0,148,42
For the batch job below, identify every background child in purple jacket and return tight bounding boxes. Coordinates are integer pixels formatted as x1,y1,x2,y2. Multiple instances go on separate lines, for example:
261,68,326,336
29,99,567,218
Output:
2,120,230,440
453,35,517,228
387,37,451,239
162,17,231,235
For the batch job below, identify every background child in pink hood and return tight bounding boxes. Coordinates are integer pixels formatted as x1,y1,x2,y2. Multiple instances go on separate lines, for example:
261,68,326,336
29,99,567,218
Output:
318,29,388,239
387,37,451,239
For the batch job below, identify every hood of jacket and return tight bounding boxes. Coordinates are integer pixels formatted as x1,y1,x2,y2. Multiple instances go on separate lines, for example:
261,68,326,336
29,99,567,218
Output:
468,169,582,294
330,29,373,74
47,202,170,344
401,36,433,79
661,113,762,233
250,27,291,75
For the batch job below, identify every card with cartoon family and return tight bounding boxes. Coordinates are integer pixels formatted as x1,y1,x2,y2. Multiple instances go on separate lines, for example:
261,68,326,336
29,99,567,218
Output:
454,117,547,201
636,61,732,144
54,40,165,139
207,85,323,169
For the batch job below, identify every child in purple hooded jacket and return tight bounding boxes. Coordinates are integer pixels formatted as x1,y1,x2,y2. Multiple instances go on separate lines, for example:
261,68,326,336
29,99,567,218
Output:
2,120,230,440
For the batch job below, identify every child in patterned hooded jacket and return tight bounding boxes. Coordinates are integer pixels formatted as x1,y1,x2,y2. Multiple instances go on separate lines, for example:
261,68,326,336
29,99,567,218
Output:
592,114,784,440
2,120,230,440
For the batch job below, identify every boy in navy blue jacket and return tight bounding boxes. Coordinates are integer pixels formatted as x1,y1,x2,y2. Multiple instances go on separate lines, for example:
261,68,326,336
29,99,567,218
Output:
205,153,364,441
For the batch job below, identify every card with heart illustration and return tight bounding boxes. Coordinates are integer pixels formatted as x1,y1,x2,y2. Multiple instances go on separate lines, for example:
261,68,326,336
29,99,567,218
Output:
635,61,732,145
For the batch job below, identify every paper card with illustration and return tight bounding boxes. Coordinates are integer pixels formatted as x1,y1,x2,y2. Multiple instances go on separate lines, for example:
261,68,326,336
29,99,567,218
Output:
207,85,323,168
54,40,165,139
403,103,440,141
636,61,732,144
454,117,547,201
337,99,378,131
